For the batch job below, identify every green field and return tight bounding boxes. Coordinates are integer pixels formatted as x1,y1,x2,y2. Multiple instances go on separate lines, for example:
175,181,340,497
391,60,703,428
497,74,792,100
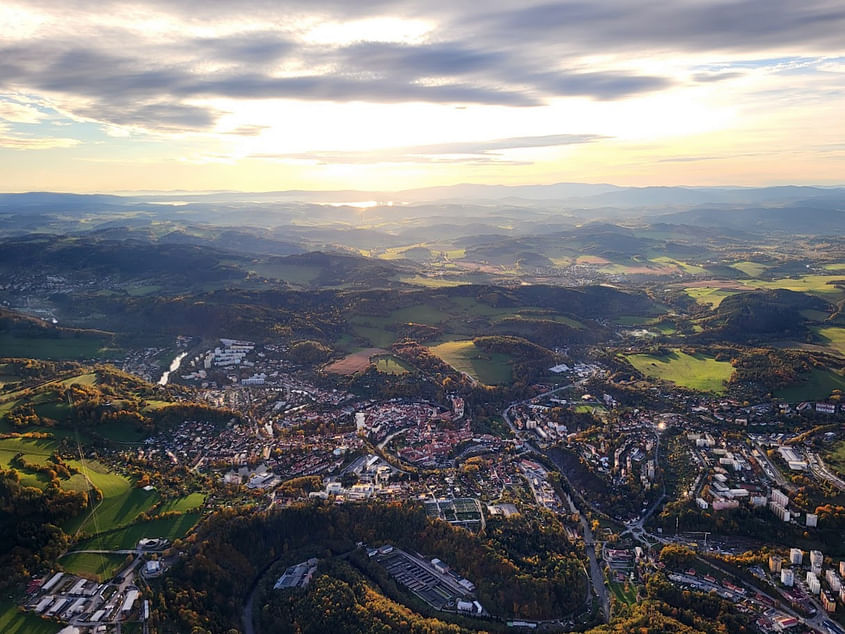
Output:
608,578,638,606
428,340,512,385
0,600,58,634
816,327,845,357
825,440,845,478
776,368,845,402
398,275,463,288
64,459,159,535
372,354,411,375
250,263,321,285
685,286,738,308
626,349,734,393
0,437,60,489
77,512,202,550
159,493,206,513
59,551,129,581
730,261,769,277
745,274,845,298
0,334,117,360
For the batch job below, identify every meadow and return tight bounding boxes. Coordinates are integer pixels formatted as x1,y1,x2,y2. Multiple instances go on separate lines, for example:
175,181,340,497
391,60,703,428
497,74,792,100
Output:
76,512,202,550
730,261,769,277
625,349,734,393
427,340,512,385
372,354,411,375
816,326,845,357
824,440,845,478
0,599,58,634
59,552,129,582
775,368,845,402
64,459,159,535
684,286,738,308
745,274,845,298
0,333,117,360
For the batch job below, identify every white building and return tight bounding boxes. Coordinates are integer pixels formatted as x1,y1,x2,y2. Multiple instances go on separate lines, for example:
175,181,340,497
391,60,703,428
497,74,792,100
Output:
810,550,824,568
807,572,821,595
790,548,803,565
771,488,789,508
806,513,818,528
781,568,794,587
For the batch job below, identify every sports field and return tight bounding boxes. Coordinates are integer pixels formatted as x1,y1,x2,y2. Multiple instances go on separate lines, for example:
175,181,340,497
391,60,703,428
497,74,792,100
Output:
626,349,734,393
428,340,512,385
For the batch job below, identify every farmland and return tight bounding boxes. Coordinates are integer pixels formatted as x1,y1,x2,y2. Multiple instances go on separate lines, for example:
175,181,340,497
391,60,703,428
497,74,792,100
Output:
427,340,512,385
685,286,738,308
324,348,389,375
625,349,734,393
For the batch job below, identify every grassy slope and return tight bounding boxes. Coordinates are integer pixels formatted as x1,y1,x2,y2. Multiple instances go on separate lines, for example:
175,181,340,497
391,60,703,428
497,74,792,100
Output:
0,600,58,634
59,552,129,581
76,512,202,550
626,349,734,393
0,333,117,360
64,459,159,535
776,368,845,402
428,340,512,385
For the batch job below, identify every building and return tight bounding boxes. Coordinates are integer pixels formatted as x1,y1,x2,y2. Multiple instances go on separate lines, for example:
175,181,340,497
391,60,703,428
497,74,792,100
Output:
810,550,824,568
841,561,845,578
696,497,709,510
806,572,820,595
769,555,783,574
780,568,794,587
712,499,739,511
816,402,836,415
769,500,790,522
121,589,140,613
825,570,841,593
790,548,803,565
805,513,818,528
821,590,837,613
771,488,789,508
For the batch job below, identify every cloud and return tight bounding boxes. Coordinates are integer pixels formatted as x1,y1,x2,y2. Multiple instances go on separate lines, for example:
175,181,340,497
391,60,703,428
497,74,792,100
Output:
249,132,606,164
0,133,80,149
0,98,47,123
0,0,843,136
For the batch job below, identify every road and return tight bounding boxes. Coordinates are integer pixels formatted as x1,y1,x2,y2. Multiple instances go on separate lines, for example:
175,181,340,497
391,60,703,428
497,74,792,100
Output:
502,379,614,621
808,452,845,493
753,442,795,493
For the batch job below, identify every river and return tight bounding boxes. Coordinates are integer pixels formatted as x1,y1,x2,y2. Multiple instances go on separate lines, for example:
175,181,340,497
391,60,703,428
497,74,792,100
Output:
158,351,188,385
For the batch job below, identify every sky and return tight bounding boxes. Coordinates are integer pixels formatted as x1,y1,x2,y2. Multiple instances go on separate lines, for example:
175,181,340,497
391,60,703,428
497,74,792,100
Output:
0,0,843,192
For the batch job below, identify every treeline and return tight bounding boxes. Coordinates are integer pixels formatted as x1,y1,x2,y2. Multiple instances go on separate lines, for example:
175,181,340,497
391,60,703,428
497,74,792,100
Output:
155,502,587,632
256,558,470,634
0,467,89,587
